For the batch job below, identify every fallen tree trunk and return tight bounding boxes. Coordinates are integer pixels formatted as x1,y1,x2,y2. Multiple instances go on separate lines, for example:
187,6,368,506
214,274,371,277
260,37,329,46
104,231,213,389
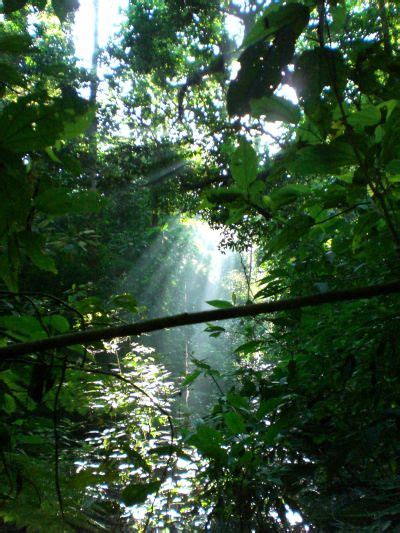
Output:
1,281,399,359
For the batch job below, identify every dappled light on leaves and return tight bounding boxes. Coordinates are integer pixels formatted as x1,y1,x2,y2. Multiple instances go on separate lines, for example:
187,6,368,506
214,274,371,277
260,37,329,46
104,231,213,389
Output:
1,0,400,531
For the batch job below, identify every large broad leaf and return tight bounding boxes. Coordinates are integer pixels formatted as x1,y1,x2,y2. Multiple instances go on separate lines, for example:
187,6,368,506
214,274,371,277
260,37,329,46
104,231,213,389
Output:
206,299,233,309
62,104,95,140
234,340,264,355
228,26,299,116
289,141,357,176
268,214,315,254
0,166,31,234
18,231,57,273
0,62,25,86
382,106,400,165
44,315,70,333
182,369,201,386
250,95,301,123
224,411,246,435
347,105,381,130
293,48,347,114
121,481,161,506
188,425,226,461
330,3,347,33
228,3,309,116
243,3,310,48
35,188,102,216
52,0,79,22
0,315,46,339
0,33,32,54
269,184,311,209
230,139,258,191
0,92,93,153
111,293,138,313
68,470,110,490
227,392,249,410
1,0,28,13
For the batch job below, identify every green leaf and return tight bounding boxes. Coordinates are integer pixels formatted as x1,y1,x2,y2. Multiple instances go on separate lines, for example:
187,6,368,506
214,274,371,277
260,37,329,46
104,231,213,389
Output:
111,293,138,313
269,184,311,208
243,3,310,48
230,139,258,191
0,33,32,54
35,188,102,216
268,214,315,254
289,142,357,176
206,299,233,309
51,0,79,22
191,358,212,371
0,315,46,339
44,315,70,333
188,425,225,461
330,3,347,33
226,392,249,410
382,106,400,165
35,188,71,216
257,398,283,419
45,146,62,163
18,434,48,445
0,62,25,86
68,470,107,489
228,28,300,116
263,419,288,445
204,322,225,338
386,159,400,175
122,447,151,472
204,323,226,333
3,393,16,414
224,411,245,434
62,105,95,139
294,48,347,113
234,340,263,355
70,191,102,214
18,231,57,273
0,94,93,153
1,0,28,13
121,481,161,506
182,369,201,386
347,105,381,130
250,95,301,123
149,444,189,458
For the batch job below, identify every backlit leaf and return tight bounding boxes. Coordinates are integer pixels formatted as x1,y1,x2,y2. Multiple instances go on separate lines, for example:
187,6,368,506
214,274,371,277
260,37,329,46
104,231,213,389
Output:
230,139,258,191
250,95,301,123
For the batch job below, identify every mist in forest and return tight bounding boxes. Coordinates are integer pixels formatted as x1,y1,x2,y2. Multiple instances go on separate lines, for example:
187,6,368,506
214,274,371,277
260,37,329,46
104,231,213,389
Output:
118,219,245,417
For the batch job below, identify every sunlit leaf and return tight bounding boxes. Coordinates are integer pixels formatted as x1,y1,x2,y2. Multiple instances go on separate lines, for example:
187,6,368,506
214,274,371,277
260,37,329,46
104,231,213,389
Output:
234,340,263,355
250,95,301,123
182,369,201,386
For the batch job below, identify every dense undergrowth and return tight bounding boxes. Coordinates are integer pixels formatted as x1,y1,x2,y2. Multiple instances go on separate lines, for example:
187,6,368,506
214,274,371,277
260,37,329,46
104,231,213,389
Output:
1,0,400,530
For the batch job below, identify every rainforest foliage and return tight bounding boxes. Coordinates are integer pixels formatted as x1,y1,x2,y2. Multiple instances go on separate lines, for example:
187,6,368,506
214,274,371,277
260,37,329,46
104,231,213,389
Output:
1,0,400,531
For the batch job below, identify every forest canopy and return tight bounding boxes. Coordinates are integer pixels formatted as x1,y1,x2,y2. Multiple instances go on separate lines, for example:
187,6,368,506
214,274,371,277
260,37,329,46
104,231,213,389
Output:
1,0,400,531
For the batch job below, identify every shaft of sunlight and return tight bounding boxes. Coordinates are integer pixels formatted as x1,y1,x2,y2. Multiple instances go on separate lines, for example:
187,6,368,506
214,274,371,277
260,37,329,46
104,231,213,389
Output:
73,0,127,67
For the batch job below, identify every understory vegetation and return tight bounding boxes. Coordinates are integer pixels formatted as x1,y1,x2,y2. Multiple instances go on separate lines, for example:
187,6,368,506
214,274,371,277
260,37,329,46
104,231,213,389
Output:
1,0,400,530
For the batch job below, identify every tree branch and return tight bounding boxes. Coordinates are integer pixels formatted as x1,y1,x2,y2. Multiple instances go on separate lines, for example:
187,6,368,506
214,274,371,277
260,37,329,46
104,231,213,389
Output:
0,282,399,359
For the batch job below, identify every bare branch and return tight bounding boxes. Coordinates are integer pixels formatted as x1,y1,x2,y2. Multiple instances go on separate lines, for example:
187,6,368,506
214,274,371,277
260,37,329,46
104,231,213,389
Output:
0,282,399,359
